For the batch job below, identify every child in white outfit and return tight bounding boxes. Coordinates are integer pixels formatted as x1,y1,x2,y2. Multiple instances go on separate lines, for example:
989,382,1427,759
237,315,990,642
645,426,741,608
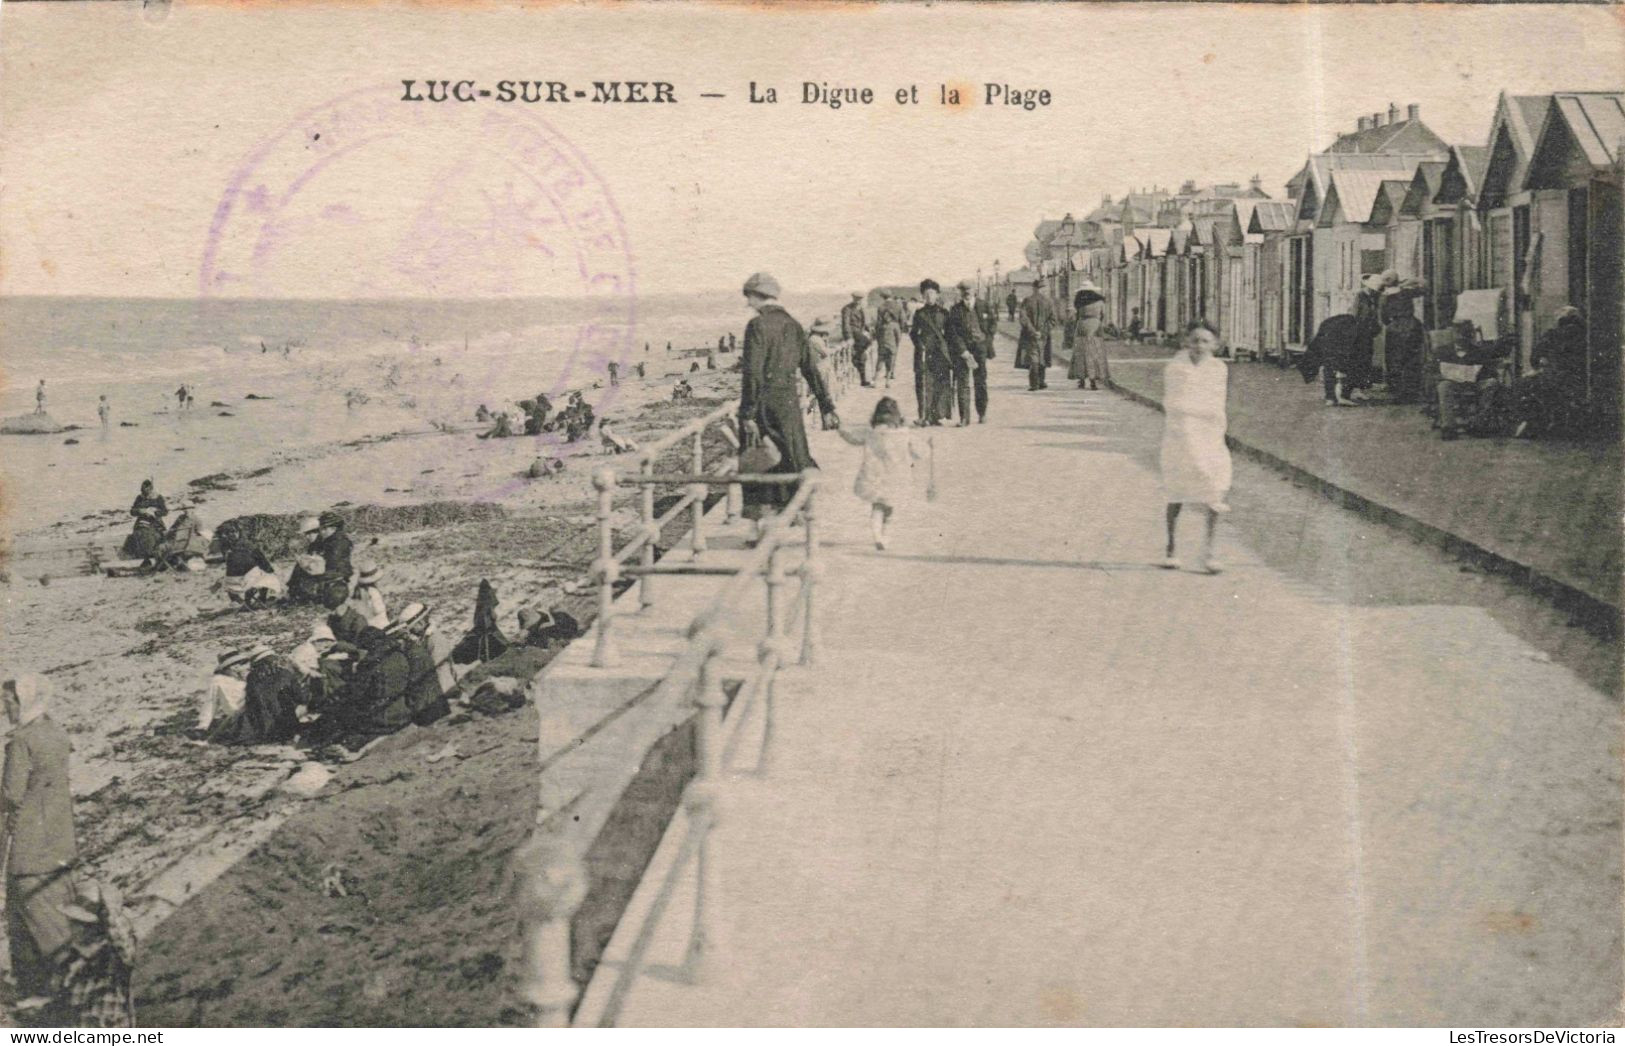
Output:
838,396,933,549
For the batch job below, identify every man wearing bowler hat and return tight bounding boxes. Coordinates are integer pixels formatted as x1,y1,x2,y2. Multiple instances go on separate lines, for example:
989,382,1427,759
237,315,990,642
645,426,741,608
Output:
738,272,840,515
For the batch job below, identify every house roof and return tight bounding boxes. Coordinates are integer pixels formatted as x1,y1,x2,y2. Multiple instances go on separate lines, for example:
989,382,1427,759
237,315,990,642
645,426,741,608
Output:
1398,161,1448,216
1480,93,1552,207
1320,166,1424,226
1325,113,1450,156
1296,153,1441,222
1368,179,1414,225
1247,200,1297,234
1140,227,1174,257
1432,145,1491,206
1033,219,1064,242
1525,91,1625,188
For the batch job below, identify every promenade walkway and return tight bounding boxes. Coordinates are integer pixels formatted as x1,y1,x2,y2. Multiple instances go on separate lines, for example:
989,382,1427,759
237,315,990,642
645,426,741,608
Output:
1105,344,1622,614
584,347,1621,1026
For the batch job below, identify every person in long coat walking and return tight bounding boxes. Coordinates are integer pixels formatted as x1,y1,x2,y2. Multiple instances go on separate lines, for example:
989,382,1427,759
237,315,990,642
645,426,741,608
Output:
2,675,79,999
910,279,955,424
1017,286,1055,390
1068,281,1110,389
1159,320,1232,574
738,272,840,514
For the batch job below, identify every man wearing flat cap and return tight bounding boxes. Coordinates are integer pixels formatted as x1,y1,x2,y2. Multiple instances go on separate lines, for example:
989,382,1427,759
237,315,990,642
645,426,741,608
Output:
910,279,955,424
947,280,991,424
875,290,907,385
739,272,840,515
1018,283,1056,391
840,292,874,388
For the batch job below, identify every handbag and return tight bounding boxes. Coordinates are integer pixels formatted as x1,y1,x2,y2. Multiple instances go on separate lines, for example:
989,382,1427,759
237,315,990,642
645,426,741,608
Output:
739,435,781,474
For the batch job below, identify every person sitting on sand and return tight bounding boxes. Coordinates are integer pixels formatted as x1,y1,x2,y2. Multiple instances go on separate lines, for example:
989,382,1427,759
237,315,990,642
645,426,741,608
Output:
475,404,492,423
284,517,327,604
219,522,283,608
290,621,336,687
599,418,639,454
196,648,252,736
347,560,389,629
478,411,514,440
310,511,354,604
517,608,582,652
156,509,210,572
331,626,415,748
672,379,693,402
451,580,510,665
120,481,168,562
207,645,303,746
388,603,450,727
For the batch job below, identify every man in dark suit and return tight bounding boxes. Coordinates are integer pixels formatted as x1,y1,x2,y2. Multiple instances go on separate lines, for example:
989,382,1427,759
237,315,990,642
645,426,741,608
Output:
948,280,992,424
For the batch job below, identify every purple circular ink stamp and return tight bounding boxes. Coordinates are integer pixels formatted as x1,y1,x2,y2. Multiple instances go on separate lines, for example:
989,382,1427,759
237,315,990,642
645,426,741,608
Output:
200,87,638,498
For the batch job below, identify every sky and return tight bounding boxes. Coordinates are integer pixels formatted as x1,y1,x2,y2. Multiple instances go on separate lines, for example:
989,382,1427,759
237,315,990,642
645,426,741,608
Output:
2,1,1621,299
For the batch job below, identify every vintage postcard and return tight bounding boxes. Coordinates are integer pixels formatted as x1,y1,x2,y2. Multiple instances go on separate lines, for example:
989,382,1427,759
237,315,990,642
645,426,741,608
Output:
0,0,1621,1031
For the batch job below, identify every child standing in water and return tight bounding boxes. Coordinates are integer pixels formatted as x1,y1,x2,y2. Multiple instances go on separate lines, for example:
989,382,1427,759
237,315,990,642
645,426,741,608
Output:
838,396,933,550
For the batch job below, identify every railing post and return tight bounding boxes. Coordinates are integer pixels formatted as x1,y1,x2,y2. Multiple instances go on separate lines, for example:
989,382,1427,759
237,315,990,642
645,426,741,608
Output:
591,467,619,668
689,429,708,555
756,546,789,774
798,472,822,666
639,461,658,611
686,646,728,981
512,836,589,1027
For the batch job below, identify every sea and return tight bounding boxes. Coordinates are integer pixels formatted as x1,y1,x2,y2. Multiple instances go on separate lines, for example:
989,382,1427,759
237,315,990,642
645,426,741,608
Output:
0,291,852,536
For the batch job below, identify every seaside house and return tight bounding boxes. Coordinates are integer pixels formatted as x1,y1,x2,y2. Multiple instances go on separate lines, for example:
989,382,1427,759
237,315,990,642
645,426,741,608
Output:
1282,103,1449,351
1476,92,1556,362
1248,200,1297,361
1518,90,1624,413
1429,144,1494,328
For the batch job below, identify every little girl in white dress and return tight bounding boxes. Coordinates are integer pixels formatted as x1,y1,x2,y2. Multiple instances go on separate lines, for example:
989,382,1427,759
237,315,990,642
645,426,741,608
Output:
838,396,934,549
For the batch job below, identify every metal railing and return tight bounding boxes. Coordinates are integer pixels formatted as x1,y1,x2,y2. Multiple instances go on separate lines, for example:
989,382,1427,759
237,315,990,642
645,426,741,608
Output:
510,338,856,1026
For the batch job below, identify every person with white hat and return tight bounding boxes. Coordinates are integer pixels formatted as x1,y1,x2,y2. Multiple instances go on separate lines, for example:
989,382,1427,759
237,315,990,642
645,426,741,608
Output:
1,673,78,1000
386,603,450,727
1068,280,1110,390
347,560,389,629
738,272,839,517
209,646,302,746
198,648,253,734
284,516,327,604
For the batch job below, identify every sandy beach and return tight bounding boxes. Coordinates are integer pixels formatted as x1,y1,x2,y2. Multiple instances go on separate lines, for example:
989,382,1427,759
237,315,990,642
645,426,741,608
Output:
0,312,759,1022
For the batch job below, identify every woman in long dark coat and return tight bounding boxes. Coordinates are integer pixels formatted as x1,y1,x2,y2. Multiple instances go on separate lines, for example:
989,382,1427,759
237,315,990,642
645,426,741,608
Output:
738,273,839,514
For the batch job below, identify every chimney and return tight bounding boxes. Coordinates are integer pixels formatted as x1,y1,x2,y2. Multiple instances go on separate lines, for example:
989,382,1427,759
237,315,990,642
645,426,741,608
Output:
1388,102,1401,125
1372,111,1384,128
1407,103,1420,121
1250,174,1263,192
1357,115,1370,132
